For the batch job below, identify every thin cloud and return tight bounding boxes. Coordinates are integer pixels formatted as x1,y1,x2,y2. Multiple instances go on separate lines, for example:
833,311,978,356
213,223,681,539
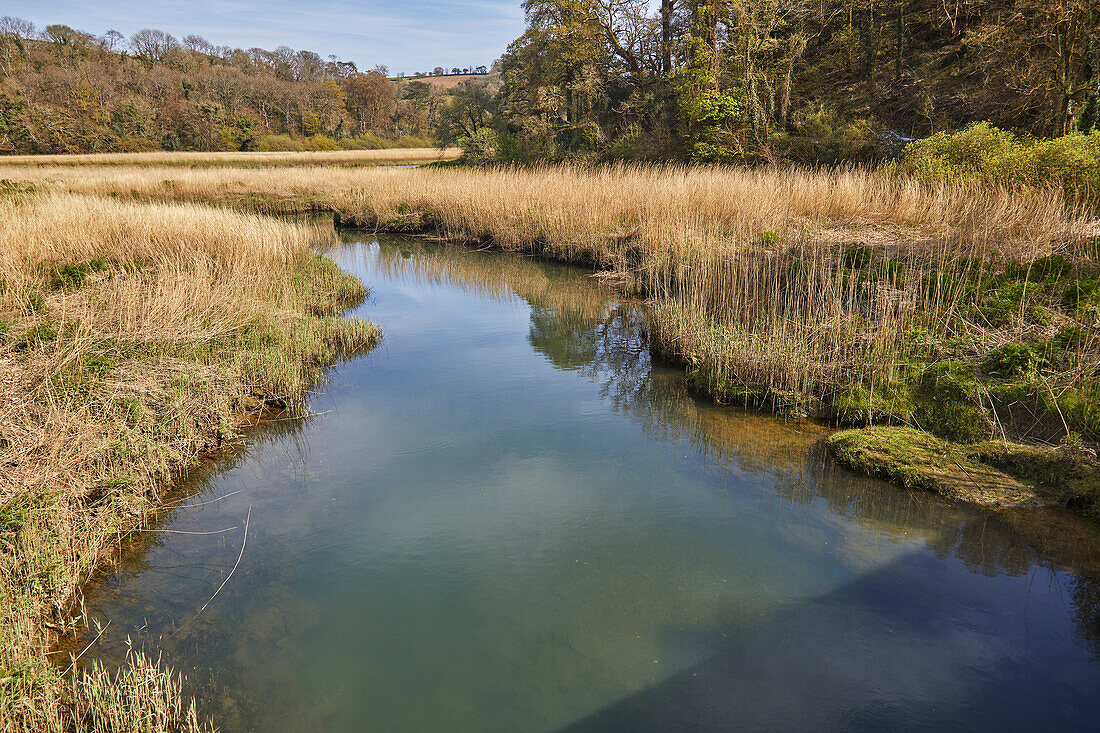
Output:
4,0,524,72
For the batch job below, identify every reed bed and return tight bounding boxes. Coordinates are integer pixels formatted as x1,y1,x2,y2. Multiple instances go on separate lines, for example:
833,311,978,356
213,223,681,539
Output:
0,147,459,167
0,163,1077,250
0,191,379,731
4,162,1094,440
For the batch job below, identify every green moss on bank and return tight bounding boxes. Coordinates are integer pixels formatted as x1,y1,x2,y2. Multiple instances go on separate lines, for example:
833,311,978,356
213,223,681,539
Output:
826,427,1040,507
827,426,1100,513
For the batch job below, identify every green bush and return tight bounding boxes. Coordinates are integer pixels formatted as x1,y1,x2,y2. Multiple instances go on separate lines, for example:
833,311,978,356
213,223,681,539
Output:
896,123,1100,203
982,342,1041,378
458,128,500,166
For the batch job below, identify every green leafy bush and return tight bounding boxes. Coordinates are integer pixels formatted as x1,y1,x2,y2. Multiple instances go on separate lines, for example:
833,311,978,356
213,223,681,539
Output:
982,342,1041,378
896,123,1100,203
457,128,500,166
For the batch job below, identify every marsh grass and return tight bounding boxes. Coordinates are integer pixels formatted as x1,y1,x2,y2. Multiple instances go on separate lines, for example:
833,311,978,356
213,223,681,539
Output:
0,147,459,167
0,192,379,731
6,162,1095,439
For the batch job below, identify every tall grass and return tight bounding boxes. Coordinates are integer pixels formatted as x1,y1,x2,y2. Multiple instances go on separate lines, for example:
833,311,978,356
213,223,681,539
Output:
1,163,1077,250
5,162,1093,434
0,191,379,731
0,147,459,167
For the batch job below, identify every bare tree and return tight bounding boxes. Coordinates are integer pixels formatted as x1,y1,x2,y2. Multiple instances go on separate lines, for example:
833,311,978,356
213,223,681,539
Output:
130,28,180,65
183,34,214,54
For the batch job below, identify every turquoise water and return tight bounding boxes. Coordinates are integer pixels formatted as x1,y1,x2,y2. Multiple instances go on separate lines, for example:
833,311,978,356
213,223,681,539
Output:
77,235,1100,731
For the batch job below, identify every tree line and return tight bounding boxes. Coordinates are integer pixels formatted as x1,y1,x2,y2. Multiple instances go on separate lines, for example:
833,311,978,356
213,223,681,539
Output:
472,0,1100,162
3,2,1097,161
0,18,466,153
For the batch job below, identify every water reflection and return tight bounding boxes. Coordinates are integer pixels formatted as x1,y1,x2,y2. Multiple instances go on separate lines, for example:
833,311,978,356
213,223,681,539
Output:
360,236,1100,664
68,235,1100,732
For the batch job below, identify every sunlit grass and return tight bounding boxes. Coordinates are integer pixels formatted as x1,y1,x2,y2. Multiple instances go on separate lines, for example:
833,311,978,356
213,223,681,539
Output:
0,191,379,731
0,147,459,167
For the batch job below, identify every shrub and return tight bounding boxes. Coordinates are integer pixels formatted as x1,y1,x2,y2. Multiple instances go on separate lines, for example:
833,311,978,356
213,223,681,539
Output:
982,342,1041,378
253,133,303,152
896,123,1100,204
897,123,1023,182
458,128,501,166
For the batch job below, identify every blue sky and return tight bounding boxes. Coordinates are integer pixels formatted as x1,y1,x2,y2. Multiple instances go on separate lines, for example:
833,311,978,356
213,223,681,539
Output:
4,1,526,74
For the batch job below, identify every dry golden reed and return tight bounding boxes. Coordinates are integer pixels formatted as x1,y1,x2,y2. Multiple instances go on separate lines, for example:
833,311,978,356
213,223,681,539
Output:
0,191,378,732
4,162,1091,410
0,147,460,167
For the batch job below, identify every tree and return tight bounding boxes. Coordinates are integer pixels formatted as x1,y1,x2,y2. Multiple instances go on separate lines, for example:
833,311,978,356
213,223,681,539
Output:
971,0,1100,135
130,28,180,66
0,16,35,74
343,71,397,133
183,34,214,54
437,78,496,143
101,29,125,54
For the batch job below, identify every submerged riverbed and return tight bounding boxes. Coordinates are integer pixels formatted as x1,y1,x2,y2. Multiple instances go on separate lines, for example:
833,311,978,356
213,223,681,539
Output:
73,234,1100,731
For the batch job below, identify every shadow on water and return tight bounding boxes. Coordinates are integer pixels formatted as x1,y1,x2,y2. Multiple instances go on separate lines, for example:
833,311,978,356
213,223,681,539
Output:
68,234,1100,732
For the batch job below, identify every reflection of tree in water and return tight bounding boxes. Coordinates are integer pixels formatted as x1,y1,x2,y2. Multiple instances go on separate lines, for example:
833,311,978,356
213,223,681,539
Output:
367,235,1100,664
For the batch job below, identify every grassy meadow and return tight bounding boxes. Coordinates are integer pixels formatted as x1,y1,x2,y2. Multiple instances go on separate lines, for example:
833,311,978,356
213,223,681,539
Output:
0,189,379,730
0,147,460,168
2,156,1099,729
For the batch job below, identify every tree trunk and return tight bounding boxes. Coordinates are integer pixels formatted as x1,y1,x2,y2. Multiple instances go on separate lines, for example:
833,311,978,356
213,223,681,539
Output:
863,0,877,86
895,0,904,80
661,0,674,75
779,63,793,127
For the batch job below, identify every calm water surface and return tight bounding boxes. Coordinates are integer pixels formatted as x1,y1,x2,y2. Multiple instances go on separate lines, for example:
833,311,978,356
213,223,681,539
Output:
77,235,1100,731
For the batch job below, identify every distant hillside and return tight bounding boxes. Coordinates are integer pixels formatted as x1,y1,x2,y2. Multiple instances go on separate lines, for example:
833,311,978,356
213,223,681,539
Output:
0,21,437,153
394,73,493,92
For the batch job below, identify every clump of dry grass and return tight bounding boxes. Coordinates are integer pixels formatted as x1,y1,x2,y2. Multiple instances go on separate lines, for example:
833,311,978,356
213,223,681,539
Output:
0,191,379,731
0,147,460,167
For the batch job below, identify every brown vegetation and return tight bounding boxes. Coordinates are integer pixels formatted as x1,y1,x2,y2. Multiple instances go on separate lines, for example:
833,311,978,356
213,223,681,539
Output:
0,190,379,730
3,163,1094,449
0,147,459,167
0,21,442,154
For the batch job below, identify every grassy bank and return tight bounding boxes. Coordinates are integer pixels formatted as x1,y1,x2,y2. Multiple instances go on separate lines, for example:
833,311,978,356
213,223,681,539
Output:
0,147,460,168
0,191,379,730
3,162,1098,508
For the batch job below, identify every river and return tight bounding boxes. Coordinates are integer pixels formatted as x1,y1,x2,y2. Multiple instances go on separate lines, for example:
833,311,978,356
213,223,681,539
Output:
73,234,1100,731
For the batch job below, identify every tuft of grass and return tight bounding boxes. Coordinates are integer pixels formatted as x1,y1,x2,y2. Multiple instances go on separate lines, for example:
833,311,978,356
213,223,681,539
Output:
830,426,1100,514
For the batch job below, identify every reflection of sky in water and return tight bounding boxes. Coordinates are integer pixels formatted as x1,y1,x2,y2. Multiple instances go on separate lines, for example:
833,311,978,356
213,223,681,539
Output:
72,237,1100,732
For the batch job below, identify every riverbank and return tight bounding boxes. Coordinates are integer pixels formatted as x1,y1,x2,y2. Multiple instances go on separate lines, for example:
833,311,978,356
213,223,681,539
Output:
0,191,379,730
3,162,1097,511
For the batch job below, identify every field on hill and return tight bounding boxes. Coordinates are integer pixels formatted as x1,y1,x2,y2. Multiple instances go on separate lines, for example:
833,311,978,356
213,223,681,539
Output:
396,73,493,92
